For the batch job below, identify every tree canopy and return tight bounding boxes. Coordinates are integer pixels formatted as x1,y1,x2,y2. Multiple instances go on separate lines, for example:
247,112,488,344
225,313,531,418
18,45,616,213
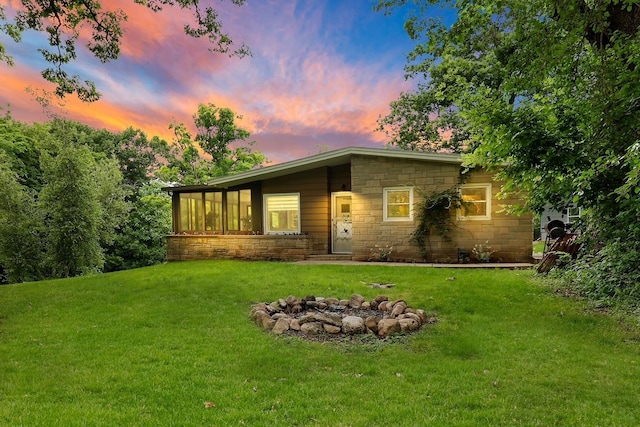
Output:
0,0,249,101
377,0,640,302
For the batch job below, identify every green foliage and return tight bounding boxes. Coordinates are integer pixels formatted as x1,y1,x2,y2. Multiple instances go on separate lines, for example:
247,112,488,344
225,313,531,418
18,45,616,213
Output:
377,0,640,301
0,154,44,283
161,103,265,184
410,187,464,260
40,143,105,277
105,182,172,271
0,0,249,101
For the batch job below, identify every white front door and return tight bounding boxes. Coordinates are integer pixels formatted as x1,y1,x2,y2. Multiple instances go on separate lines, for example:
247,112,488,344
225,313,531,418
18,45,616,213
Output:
331,192,352,254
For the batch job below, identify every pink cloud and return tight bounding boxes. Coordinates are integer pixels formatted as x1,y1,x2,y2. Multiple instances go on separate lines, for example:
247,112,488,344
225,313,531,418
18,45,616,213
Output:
1,0,412,162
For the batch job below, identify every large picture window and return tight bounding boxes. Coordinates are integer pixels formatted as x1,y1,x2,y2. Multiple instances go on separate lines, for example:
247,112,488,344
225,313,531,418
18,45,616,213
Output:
264,193,300,234
459,184,491,220
383,187,413,221
177,189,252,233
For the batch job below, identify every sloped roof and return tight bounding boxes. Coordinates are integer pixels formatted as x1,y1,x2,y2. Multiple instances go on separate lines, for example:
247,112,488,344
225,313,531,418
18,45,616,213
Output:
165,146,462,191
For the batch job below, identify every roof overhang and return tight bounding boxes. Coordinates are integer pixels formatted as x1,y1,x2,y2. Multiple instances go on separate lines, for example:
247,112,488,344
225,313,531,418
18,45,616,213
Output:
163,146,462,192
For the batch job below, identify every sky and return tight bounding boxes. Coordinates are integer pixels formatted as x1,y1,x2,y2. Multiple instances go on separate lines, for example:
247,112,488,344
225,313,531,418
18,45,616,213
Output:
0,0,436,163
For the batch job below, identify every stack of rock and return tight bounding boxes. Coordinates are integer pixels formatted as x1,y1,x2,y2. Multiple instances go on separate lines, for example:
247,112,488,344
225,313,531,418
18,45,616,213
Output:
250,294,435,338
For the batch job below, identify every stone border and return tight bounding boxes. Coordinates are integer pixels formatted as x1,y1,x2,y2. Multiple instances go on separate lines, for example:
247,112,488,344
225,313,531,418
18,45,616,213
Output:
250,294,436,338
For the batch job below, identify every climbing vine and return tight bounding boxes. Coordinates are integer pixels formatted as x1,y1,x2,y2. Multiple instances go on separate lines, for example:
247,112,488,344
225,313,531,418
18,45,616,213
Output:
410,187,465,260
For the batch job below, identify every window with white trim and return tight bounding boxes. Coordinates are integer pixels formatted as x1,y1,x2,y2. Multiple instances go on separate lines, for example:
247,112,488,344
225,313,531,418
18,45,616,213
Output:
383,187,413,221
459,184,491,220
263,193,300,234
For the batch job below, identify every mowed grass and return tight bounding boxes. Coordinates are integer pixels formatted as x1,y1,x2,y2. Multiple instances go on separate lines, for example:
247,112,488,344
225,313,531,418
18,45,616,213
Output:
1,261,639,426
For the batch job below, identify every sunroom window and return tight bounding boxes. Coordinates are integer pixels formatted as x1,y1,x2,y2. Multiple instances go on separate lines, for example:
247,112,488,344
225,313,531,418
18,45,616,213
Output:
459,184,491,220
179,193,204,231
383,187,413,221
264,193,300,234
176,189,251,233
226,189,252,231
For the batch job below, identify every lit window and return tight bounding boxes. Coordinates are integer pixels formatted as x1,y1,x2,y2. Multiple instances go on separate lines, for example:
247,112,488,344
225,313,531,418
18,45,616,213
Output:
459,184,491,220
383,187,413,221
205,192,223,231
179,193,204,231
226,189,252,231
264,193,300,234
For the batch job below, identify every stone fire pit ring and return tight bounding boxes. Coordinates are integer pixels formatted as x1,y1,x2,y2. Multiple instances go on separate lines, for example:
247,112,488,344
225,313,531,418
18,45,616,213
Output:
250,294,436,339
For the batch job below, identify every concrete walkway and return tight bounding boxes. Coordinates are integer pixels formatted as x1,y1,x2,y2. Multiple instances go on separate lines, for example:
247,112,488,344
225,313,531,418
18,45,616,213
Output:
294,259,536,269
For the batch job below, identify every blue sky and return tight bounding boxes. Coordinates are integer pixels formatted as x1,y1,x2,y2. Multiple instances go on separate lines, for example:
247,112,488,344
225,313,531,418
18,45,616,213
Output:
0,0,448,163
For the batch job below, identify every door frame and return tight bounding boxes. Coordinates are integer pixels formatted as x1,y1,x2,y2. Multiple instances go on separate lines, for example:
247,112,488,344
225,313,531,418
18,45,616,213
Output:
331,191,352,254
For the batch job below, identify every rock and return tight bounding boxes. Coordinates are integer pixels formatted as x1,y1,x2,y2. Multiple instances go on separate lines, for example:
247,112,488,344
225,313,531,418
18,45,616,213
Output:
305,295,316,301
299,312,343,327
370,300,378,310
277,298,288,309
249,306,267,320
339,299,350,307
399,318,420,332
290,304,303,313
272,313,289,320
286,295,298,305
323,324,342,334
349,294,366,309
377,319,401,337
301,322,324,335
391,301,408,317
416,309,428,324
318,302,328,310
378,301,388,312
306,300,320,309
361,301,371,310
324,297,340,306
267,302,282,313
272,317,291,335
290,319,301,331
404,307,416,314
400,312,422,324
342,316,366,334
374,295,389,303
365,316,379,334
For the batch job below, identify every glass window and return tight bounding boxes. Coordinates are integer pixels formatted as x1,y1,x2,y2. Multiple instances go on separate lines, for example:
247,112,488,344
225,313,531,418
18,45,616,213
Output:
179,193,204,232
264,193,300,234
383,187,413,221
226,189,252,231
459,184,491,220
566,206,581,224
204,192,223,231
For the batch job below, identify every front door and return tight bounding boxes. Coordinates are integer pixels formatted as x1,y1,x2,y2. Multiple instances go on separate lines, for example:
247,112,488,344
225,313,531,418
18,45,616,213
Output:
331,192,352,254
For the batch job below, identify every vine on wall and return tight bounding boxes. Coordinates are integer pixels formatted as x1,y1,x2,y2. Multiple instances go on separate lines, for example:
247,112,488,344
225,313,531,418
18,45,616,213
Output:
410,187,465,260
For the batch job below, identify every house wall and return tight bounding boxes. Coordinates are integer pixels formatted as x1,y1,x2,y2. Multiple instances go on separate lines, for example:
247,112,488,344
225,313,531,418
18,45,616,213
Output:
261,166,331,254
350,155,533,263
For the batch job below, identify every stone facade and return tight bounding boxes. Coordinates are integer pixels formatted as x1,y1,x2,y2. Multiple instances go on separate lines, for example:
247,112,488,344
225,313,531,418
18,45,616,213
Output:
166,234,318,261
350,155,533,263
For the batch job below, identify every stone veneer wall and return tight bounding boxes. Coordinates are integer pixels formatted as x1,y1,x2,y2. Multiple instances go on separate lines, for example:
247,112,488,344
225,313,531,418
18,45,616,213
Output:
350,155,533,263
166,235,318,261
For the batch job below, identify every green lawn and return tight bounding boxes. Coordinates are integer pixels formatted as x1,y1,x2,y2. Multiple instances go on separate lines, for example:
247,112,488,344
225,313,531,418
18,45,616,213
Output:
1,261,639,426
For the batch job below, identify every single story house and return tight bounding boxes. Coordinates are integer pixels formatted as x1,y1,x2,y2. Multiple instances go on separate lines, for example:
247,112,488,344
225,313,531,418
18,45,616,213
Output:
164,147,533,263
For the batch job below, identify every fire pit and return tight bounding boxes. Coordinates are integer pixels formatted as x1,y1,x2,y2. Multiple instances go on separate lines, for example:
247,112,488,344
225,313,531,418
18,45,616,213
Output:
250,294,436,339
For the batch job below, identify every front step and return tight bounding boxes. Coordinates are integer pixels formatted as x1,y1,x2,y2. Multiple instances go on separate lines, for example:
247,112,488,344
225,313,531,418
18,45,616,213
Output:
304,254,352,261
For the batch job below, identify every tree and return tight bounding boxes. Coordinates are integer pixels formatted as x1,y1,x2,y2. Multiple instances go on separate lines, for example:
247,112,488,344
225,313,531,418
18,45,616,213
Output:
105,181,172,272
377,0,640,300
158,103,265,184
0,153,44,283
0,0,250,101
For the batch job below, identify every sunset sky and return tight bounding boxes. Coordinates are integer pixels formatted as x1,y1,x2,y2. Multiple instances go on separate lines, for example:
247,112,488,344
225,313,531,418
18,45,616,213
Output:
0,0,444,163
